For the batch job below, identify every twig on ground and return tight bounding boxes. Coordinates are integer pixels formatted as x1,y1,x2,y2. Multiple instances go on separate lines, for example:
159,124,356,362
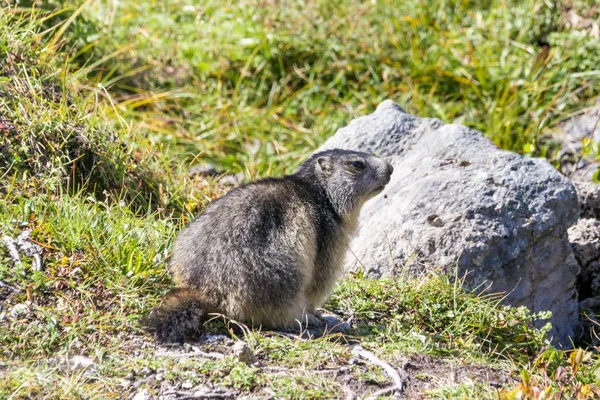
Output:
260,366,341,375
0,280,20,293
155,350,225,360
352,345,405,399
161,389,238,399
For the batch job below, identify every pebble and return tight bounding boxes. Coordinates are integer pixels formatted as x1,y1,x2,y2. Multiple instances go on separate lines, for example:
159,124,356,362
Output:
189,163,218,178
10,303,28,317
232,341,255,364
59,355,98,377
203,333,233,345
219,172,245,187
132,389,150,400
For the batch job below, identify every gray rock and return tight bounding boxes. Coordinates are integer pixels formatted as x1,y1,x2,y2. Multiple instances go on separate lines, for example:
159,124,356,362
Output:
555,106,600,181
16,230,43,271
2,230,43,272
574,181,600,219
569,218,600,299
317,100,580,346
232,341,254,364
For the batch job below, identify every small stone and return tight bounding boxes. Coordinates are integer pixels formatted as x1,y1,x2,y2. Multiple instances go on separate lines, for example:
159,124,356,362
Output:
70,267,83,278
140,367,153,377
118,379,132,388
203,333,232,345
10,303,29,317
189,163,218,178
182,380,194,389
219,172,245,187
132,389,150,400
60,355,98,376
232,341,254,364
155,373,164,381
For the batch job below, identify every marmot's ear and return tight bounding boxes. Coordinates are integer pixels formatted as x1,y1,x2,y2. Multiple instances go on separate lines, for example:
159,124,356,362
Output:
317,156,333,175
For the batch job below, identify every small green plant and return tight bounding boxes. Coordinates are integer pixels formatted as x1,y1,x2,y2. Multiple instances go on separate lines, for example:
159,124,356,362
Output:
500,348,600,399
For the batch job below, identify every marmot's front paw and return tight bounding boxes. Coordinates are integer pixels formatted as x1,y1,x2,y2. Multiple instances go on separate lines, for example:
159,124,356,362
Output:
302,312,325,328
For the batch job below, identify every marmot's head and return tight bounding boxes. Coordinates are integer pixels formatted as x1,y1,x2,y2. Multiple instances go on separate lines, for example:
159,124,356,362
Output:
297,149,393,217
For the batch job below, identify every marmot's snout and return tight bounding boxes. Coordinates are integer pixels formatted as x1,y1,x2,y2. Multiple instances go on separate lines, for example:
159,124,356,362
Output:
387,163,394,176
367,158,394,196
377,159,394,186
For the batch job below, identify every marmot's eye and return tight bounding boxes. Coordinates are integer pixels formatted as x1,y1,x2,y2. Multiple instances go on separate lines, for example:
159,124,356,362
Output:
351,160,365,169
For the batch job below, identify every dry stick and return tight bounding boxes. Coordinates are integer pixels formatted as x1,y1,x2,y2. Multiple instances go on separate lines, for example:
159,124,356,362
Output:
351,346,404,399
162,390,238,399
155,350,225,360
0,280,20,292
260,366,340,375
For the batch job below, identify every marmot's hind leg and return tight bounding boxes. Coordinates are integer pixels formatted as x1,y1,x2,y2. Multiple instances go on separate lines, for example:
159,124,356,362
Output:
236,293,323,331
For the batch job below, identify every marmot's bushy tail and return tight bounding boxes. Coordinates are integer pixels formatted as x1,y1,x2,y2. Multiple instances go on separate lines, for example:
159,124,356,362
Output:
141,288,207,343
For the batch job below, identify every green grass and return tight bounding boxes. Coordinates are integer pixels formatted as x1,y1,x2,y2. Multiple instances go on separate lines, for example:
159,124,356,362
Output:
1,0,600,398
330,273,552,363
15,0,600,175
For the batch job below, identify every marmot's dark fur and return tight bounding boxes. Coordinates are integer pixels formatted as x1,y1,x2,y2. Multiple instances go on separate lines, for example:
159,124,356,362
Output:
143,149,393,342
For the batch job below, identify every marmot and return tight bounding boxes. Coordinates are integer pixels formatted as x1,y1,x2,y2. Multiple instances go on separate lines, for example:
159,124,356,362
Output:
144,149,393,342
